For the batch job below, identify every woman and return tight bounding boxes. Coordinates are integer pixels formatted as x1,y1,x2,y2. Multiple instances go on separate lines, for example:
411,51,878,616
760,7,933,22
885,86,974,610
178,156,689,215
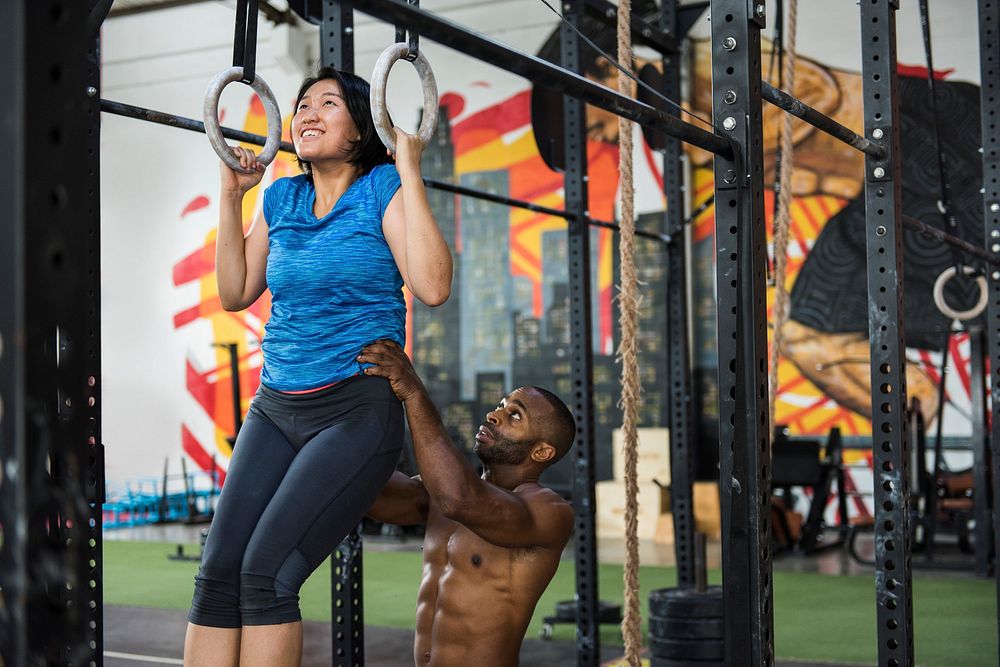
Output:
183,67,452,667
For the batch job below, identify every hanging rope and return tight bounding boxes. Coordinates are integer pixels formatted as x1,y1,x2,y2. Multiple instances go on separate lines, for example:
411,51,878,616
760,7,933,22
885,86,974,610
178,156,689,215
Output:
768,0,799,437
615,0,641,663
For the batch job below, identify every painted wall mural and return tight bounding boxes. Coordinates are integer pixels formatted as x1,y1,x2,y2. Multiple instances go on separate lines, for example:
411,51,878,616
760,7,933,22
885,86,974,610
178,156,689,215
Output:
170,28,987,522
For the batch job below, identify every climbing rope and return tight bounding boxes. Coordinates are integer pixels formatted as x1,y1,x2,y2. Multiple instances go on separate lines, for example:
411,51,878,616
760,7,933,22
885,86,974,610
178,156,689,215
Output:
616,0,641,663
768,0,799,436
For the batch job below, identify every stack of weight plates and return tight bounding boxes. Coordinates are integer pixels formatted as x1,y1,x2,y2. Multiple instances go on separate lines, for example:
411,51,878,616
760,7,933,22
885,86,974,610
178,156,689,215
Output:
648,586,724,666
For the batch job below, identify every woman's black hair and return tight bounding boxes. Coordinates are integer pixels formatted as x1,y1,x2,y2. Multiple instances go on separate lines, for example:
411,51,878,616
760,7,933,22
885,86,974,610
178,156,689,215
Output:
294,67,392,176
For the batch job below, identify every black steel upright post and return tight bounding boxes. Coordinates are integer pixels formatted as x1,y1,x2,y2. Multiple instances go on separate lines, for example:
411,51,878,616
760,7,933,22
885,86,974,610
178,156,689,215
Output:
0,1,28,664
322,3,363,665
0,0,105,664
709,1,773,664
658,0,697,587
562,1,599,664
321,0,354,71
968,327,993,576
978,0,1000,640
860,1,915,664
85,5,105,664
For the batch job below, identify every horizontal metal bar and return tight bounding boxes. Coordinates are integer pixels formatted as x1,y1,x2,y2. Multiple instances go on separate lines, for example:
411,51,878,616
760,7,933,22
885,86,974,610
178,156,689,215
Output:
425,178,671,242
108,0,213,18
902,214,1000,268
761,81,885,159
100,98,296,154
101,99,671,243
350,0,731,158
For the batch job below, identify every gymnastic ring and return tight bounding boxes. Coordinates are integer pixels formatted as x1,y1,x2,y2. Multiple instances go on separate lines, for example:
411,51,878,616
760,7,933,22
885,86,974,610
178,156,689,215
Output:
932,265,989,321
203,67,283,173
370,43,438,153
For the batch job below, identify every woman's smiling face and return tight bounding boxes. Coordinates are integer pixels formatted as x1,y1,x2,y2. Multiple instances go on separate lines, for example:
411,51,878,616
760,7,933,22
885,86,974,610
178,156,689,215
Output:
291,79,360,165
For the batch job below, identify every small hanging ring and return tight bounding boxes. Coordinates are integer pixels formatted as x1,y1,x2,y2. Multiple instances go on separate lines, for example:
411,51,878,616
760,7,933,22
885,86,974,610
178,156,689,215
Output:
932,265,988,321
370,43,438,153
203,66,282,173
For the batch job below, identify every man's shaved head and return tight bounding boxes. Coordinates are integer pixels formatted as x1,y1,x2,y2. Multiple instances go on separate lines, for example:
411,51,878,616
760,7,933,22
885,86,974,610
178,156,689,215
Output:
525,387,575,465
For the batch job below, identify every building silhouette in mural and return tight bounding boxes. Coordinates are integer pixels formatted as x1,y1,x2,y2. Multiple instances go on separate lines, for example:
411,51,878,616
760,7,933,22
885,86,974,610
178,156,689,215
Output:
409,108,671,486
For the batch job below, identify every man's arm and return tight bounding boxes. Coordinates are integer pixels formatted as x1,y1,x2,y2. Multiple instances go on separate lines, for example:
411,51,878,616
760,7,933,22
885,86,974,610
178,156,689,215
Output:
358,342,574,550
366,470,429,526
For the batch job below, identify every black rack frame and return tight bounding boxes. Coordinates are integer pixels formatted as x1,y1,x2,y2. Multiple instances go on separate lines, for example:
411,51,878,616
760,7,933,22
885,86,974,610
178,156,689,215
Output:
860,2,915,663
4,0,1000,665
978,0,1000,647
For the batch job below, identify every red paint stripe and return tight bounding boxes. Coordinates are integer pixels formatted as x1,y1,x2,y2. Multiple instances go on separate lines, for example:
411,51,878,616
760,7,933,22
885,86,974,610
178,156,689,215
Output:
452,90,531,152
843,411,862,437
897,63,953,80
181,195,210,218
181,425,227,486
811,409,850,436
173,242,216,286
782,395,830,424
510,237,541,272
777,374,808,394
950,335,973,398
642,140,664,191
173,296,223,330
841,468,872,519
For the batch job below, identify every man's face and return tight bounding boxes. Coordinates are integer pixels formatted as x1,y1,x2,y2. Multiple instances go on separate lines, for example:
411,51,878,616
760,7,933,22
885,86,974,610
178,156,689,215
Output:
474,389,545,465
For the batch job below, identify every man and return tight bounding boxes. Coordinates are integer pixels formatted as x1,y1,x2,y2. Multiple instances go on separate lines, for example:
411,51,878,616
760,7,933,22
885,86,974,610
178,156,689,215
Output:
357,341,576,667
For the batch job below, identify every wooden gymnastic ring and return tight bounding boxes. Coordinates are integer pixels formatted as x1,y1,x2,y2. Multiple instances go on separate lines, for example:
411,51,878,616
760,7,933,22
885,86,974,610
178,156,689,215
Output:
203,67,282,173
370,43,438,153
932,265,988,321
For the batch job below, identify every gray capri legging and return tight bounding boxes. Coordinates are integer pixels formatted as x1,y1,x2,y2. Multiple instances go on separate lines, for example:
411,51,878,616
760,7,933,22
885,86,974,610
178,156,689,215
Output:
188,374,403,627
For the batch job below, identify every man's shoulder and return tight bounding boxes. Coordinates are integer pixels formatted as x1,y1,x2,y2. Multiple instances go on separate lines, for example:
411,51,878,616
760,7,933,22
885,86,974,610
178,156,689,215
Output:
514,483,573,514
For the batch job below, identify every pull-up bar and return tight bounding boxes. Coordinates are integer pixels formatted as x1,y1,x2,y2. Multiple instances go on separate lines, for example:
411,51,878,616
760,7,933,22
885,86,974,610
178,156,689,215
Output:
761,81,886,159
101,97,672,242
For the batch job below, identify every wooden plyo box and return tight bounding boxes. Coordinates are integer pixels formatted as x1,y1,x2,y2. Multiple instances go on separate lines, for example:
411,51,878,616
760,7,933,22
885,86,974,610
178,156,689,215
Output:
611,427,671,485
596,480,670,541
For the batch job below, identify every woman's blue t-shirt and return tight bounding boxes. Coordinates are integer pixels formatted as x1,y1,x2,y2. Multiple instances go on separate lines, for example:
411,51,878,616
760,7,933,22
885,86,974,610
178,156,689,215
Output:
259,164,405,391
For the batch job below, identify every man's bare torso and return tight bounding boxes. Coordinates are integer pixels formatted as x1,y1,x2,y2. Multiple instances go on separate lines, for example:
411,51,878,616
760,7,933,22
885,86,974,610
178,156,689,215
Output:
413,489,567,666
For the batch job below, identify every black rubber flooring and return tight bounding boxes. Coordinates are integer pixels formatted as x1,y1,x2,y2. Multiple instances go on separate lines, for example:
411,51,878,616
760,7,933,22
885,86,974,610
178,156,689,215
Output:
104,605,859,666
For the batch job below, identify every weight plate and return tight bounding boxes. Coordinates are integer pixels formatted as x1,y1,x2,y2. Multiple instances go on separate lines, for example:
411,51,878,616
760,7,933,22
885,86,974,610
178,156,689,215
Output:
649,637,724,661
649,615,724,639
649,586,724,618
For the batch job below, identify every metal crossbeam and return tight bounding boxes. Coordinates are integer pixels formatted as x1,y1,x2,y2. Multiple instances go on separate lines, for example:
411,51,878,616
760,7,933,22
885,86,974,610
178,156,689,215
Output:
350,0,731,157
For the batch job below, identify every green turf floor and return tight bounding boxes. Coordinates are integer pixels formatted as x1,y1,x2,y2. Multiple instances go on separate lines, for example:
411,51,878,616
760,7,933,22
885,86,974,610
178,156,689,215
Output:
105,541,997,666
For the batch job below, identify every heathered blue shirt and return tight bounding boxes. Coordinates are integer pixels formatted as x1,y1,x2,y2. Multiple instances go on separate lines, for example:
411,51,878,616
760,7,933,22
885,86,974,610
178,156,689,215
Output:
260,164,405,391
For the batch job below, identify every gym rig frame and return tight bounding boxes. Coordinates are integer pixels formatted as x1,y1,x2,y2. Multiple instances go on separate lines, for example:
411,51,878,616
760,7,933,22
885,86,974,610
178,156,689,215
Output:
2,0,999,666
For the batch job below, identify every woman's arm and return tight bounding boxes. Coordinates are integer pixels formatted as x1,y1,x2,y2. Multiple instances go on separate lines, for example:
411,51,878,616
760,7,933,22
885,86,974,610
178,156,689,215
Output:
216,146,270,312
382,129,453,307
